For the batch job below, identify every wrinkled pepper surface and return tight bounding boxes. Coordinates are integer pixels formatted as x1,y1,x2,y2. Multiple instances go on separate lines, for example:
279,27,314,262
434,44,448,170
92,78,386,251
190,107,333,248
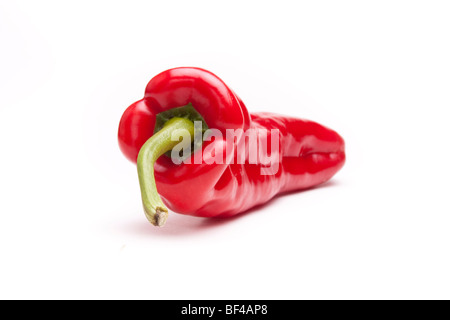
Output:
118,67,345,226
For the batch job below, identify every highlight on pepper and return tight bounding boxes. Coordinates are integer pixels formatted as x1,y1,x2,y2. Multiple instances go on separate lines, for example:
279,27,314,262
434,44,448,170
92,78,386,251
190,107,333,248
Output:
118,67,345,227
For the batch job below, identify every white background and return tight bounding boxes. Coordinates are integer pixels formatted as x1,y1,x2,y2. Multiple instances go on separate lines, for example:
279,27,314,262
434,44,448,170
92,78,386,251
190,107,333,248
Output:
1,1,449,299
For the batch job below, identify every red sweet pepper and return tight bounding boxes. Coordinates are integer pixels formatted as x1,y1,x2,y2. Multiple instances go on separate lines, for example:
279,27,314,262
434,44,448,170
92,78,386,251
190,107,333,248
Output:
118,67,345,226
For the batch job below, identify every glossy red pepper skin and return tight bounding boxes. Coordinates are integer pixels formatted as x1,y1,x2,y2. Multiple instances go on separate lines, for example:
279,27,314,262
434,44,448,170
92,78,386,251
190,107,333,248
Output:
118,67,345,218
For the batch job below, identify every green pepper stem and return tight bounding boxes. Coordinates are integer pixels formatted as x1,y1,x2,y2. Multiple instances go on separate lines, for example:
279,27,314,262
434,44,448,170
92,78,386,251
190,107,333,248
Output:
137,117,195,226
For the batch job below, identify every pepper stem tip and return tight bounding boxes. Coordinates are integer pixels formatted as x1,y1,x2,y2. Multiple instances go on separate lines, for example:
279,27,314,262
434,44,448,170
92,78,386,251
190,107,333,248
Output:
154,207,169,227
